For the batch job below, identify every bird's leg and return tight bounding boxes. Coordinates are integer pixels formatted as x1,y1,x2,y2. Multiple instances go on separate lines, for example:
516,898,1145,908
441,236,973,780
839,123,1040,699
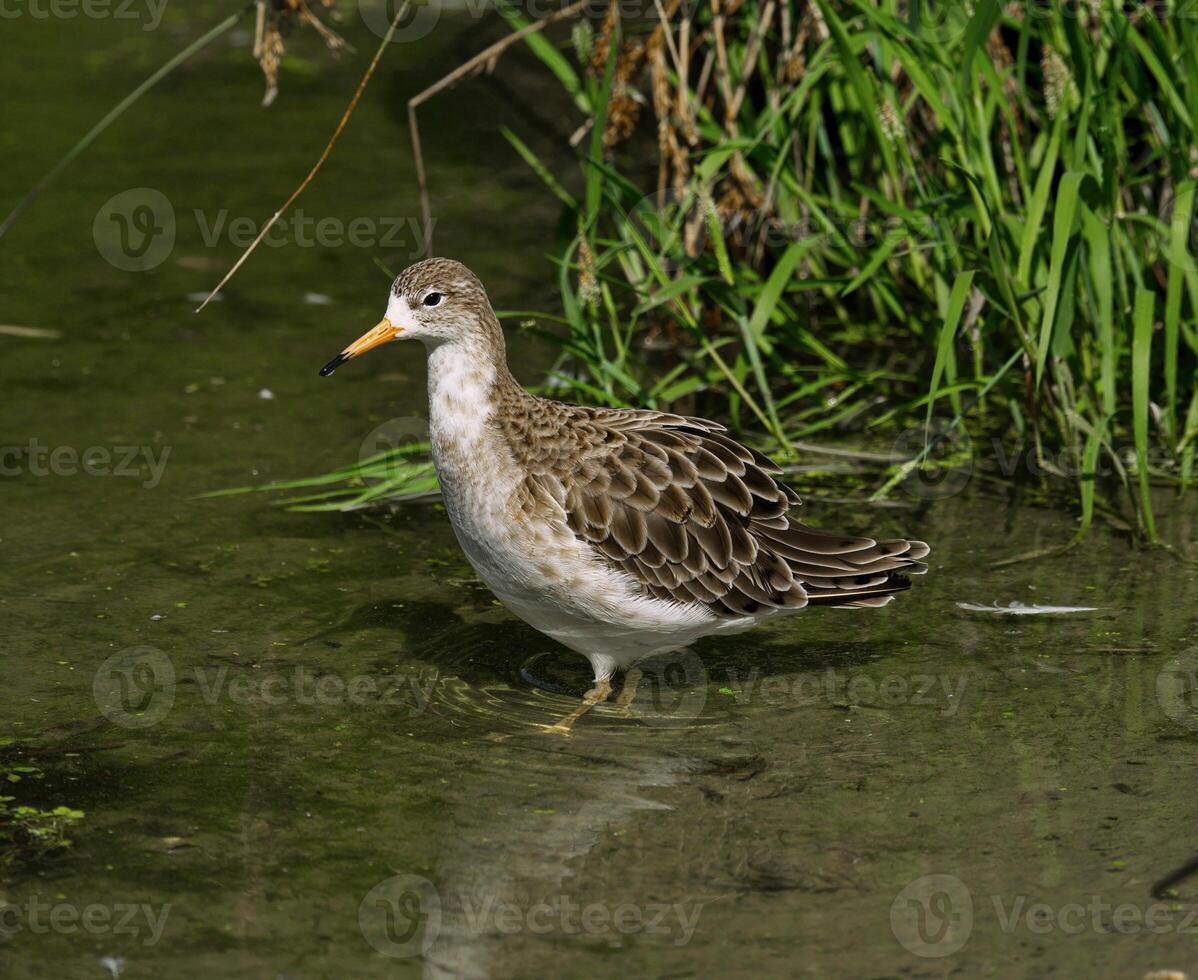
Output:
612,668,643,716
541,677,613,736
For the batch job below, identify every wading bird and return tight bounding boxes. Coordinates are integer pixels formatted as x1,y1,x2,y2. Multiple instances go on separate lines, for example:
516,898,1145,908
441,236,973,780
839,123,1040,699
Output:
321,258,929,732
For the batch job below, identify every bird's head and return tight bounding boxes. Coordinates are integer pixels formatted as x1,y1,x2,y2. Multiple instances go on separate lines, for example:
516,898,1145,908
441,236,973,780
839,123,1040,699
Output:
319,257,498,376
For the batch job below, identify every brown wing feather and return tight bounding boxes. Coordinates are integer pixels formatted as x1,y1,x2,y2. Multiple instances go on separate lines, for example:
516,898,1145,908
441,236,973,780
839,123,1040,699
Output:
503,402,929,617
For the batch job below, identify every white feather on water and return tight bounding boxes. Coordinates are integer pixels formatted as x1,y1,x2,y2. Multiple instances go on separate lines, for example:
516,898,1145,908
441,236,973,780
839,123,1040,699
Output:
957,601,1099,615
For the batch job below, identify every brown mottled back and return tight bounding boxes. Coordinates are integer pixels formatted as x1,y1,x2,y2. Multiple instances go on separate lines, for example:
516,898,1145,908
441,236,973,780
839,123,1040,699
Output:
496,395,930,616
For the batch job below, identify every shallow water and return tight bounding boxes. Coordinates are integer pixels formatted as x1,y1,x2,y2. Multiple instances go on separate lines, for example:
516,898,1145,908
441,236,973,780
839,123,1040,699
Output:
4,9,1198,979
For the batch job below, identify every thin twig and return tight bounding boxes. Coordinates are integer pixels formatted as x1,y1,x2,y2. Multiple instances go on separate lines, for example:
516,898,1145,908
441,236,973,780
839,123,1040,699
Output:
297,0,352,52
729,0,776,119
253,0,266,59
694,49,715,107
678,12,692,138
708,0,736,134
195,1,411,313
652,0,684,75
1152,853,1198,899
0,4,253,241
407,0,590,255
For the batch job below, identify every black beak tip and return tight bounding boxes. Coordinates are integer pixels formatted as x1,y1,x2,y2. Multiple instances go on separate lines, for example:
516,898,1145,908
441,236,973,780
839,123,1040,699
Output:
319,353,348,378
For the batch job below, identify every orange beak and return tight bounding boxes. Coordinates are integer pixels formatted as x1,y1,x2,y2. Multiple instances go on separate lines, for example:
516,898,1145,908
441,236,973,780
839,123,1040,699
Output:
319,318,403,377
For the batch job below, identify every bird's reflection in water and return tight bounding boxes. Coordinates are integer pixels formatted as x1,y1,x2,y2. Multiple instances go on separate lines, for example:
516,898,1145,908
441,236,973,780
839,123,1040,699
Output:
411,640,723,979
422,733,701,980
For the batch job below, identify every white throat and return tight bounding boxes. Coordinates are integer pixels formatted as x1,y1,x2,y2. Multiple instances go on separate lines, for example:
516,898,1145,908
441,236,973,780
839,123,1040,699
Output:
425,341,498,463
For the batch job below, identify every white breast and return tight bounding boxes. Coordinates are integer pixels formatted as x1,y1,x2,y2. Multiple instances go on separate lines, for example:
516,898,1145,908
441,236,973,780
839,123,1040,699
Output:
424,342,723,672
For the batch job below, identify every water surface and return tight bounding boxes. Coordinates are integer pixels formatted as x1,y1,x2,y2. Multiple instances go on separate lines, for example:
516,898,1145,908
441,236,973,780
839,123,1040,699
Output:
3,9,1198,978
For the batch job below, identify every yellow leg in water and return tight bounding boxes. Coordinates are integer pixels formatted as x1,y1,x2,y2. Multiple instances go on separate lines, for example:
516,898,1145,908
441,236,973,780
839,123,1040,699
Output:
613,668,643,715
541,678,613,736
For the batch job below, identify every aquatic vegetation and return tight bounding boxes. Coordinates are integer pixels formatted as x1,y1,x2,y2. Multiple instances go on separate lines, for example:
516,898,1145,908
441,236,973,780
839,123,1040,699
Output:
0,752,84,868
496,0,1198,539
218,1,1197,540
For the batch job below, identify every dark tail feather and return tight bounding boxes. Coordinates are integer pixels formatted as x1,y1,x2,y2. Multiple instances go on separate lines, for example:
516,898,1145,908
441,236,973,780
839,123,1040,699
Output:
804,572,913,608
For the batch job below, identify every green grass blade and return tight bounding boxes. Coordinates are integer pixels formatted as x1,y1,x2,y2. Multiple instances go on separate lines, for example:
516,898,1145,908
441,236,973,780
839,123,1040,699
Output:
926,270,976,431
1164,181,1195,445
1035,172,1086,387
1132,287,1158,542
0,4,251,239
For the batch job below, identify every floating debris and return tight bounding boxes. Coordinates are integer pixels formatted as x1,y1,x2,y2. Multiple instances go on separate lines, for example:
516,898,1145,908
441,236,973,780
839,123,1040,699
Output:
957,601,1099,615
258,388,275,400
0,325,60,339
99,957,125,979
303,292,333,305
174,255,219,271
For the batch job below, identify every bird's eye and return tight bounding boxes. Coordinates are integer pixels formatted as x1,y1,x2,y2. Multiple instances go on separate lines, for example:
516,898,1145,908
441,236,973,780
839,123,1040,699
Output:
422,291,444,308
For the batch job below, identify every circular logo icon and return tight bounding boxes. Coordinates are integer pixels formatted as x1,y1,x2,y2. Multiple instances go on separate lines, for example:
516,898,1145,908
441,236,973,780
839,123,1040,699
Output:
358,0,441,43
92,188,175,272
359,873,441,958
358,416,431,486
890,873,973,958
93,646,176,729
627,648,708,727
1156,647,1198,731
890,419,973,501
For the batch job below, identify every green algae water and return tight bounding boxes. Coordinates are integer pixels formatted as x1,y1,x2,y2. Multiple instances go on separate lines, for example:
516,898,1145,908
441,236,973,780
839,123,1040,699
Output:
3,7,1198,978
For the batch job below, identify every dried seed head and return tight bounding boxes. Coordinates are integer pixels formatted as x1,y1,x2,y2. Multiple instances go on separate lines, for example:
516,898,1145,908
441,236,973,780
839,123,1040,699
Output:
254,0,347,107
577,236,599,308
571,21,594,65
605,87,641,151
782,51,805,84
878,99,905,143
1042,47,1074,119
590,0,620,76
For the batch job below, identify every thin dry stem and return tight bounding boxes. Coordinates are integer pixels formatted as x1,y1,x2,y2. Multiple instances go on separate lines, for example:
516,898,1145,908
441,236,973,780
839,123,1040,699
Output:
195,1,410,313
407,0,590,255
